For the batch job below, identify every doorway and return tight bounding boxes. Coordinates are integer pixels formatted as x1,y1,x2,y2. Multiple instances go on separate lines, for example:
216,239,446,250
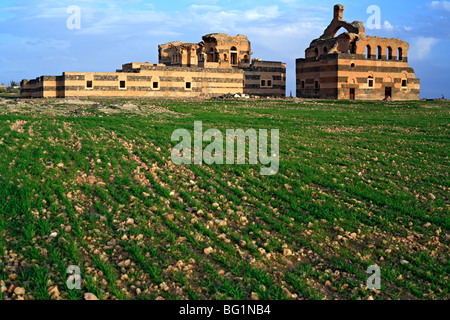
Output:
350,88,355,100
385,87,392,99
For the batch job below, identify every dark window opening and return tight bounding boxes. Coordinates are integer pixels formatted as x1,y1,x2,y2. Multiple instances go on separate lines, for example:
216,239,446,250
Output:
351,63,355,69
186,82,192,89
323,47,328,54
120,81,126,88
315,81,319,89
153,82,159,89
387,47,393,60
87,80,93,88
230,46,238,65
301,81,305,89
402,80,407,87
397,48,403,61
267,80,272,87
368,79,374,88
261,80,266,87
366,45,371,59
377,46,382,60
350,88,355,100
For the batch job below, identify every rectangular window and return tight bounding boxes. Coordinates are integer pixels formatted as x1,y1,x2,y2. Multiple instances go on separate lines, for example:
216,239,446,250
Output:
402,80,407,87
86,80,93,88
153,82,159,89
261,80,266,87
301,81,305,89
120,81,126,89
267,80,272,87
315,81,319,89
186,82,191,89
368,79,374,88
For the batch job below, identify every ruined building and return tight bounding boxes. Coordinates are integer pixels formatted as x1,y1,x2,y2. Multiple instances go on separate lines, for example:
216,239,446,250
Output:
296,5,420,100
21,33,286,98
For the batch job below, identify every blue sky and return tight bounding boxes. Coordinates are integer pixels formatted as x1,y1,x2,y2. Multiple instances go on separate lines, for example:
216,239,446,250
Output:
0,0,449,98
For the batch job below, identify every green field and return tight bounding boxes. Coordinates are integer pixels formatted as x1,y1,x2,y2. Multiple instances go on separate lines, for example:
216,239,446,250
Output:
0,97,448,300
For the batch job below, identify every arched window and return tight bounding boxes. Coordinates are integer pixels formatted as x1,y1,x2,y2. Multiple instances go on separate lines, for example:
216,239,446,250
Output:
351,63,355,69
377,46,382,60
387,47,393,60
314,48,319,59
223,53,228,61
323,46,328,54
350,42,356,54
397,48,403,61
243,54,249,63
230,46,238,65
365,45,371,59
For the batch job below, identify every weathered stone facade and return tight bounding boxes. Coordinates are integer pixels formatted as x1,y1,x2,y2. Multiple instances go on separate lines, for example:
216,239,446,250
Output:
296,5,420,100
21,33,286,98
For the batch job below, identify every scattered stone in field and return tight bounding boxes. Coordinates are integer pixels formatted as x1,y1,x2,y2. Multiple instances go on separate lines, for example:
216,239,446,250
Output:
57,162,64,168
118,260,131,267
325,280,332,287
251,292,260,300
217,270,225,276
341,284,349,291
428,193,436,200
239,240,247,247
9,120,27,133
241,196,248,201
166,214,175,221
84,293,99,300
50,232,58,238
423,222,432,228
367,296,374,300
121,234,128,240
215,219,227,227
142,192,150,197
1,285,6,294
7,284,15,293
400,260,409,265
282,287,294,299
160,282,169,291
350,233,357,240
204,247,215,255
14,287,25,295
65,226,72,232
48,286,60,299
307,222,314,228
126,218,135,225
239,217,248,224
196,210,204,216
283,249,293,256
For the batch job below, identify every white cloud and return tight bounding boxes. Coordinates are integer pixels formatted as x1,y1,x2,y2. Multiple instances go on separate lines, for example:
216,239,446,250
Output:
410,37,439,60
430,1,450,12
383,21,394,31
